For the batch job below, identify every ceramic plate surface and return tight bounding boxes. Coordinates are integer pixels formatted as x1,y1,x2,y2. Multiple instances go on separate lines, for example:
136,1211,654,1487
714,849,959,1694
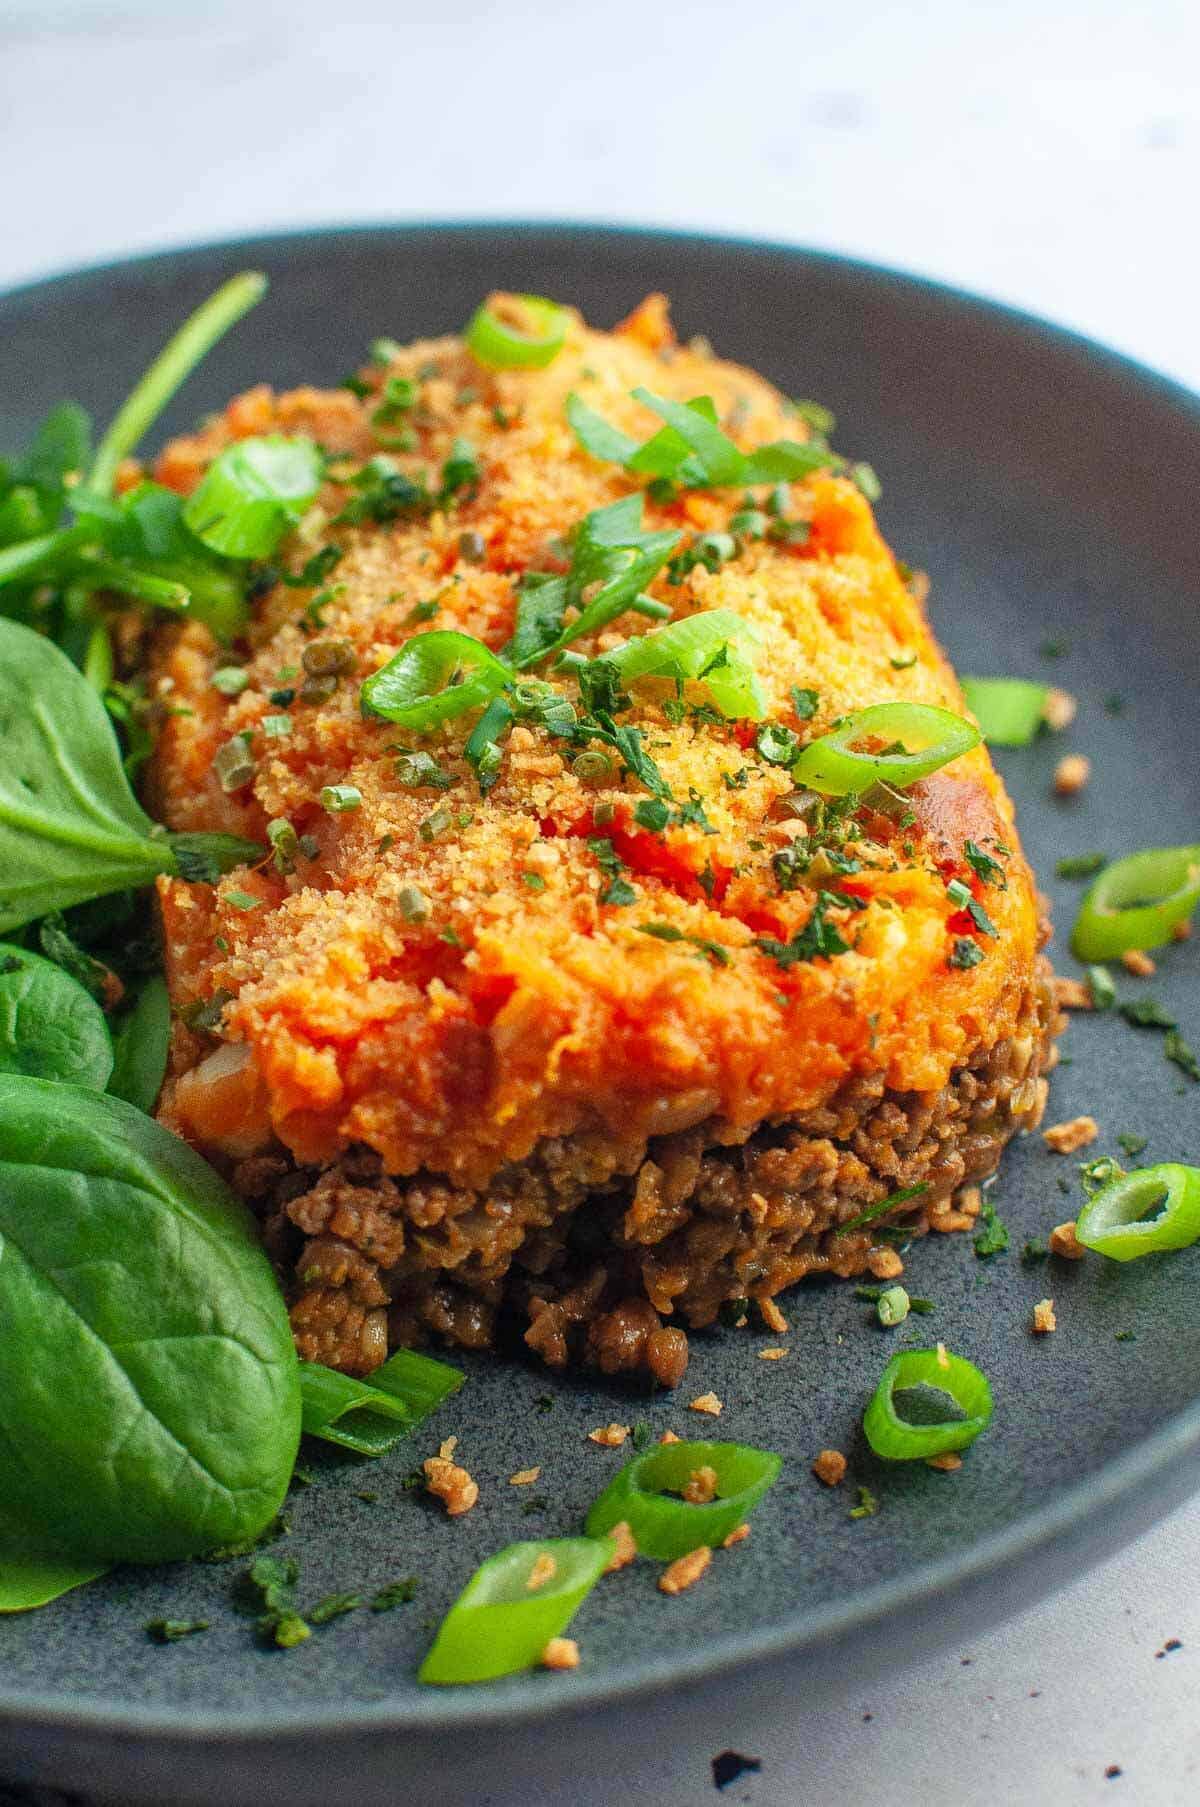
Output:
0,225,1197,1804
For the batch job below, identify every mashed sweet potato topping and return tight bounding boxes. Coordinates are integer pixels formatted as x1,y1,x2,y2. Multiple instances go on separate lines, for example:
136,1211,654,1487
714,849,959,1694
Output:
148,296,1040,1199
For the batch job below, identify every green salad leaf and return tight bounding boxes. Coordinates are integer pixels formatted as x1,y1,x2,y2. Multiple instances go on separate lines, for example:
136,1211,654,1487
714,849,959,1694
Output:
108,974,170,1114
0,943,113,1089
0,1078,301,1564
0,619,173,932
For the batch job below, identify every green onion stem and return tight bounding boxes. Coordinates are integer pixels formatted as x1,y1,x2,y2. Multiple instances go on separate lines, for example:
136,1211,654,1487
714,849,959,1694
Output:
584,1439,781,1559
89,271,268,497
1075,1163,1200,1261
298,1348,463,1457
863,1347,993,1460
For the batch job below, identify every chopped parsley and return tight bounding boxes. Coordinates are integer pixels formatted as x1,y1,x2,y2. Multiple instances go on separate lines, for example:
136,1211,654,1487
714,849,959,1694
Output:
403,596,442,626
1055,852,1106,879
637,922,730,966
948,937,984,970
973,1200,1009,1258
521,871,547,892
964,840,1007,888
146,1618,209,1643
589,836,636,906
1165,1030,1200,1082
754,892,853,967
1120,997,1176,1029
1117,1132,1148,1159
1020,1239,1049,1265
946,877,998,937
755,722,801,767
395,750,455,791
849,1485,879,1520
371,1578,419,1611
790,685,820,720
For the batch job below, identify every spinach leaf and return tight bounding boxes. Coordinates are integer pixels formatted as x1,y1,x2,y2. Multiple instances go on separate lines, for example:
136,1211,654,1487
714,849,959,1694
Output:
0,619,172,931
108,974,171,1114
0,1503,107,1612
0,943,113,1090
0,1078,301,1564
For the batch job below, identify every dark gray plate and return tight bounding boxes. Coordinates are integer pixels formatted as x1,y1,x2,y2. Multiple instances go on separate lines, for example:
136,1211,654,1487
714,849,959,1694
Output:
0,225,1197,1806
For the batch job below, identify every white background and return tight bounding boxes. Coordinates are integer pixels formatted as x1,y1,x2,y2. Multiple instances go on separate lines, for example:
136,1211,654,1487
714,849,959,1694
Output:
3,2,1200,1801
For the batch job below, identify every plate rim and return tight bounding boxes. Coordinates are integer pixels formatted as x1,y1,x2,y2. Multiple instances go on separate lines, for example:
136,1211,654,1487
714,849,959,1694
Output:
2,216,1199,1744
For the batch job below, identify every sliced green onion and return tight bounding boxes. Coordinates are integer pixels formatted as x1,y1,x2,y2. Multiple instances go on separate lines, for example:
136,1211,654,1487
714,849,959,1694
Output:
320,784,362,813
959,677,1049,747
89,272,267,497
584,1439,781,1559
183,435,323,559
419,1536,612,1685
863,1347,993,1460
1075,1163,1200,1261
1072,846,1200,959
835,1181,929,1237
298,1348,464,1456
595,608,766,721
791,703,980,796
465,295,568,370
360,630,512,730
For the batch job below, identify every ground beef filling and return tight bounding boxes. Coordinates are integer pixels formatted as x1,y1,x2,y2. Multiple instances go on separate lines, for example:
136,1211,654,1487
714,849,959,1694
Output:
237,968,1059,1388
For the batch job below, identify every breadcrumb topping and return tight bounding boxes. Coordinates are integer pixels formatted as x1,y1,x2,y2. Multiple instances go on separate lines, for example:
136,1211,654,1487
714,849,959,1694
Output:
1050,1220,1086,1260
688,1393,723,1417
658,1546,712,1595
1043,1115,1099,1154
587,1423,631,1447
812,1449,848,1487
603,1520,638,1572
423,1455,479,1516
540,1636,580,1670
1032,1298,1057,1334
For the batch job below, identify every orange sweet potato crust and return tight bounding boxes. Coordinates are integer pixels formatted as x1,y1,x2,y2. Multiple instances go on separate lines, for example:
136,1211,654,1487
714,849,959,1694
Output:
148,298,1041,1191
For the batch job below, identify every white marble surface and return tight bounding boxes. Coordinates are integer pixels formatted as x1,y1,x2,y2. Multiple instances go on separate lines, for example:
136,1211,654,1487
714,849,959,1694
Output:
3,3,1200,1801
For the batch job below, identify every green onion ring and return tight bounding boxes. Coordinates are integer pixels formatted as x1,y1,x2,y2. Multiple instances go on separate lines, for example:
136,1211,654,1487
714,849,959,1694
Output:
790,702,980,796
1075,1163,1200,1261
1071,845,1200,959
584,1439,781,1559
959,676,1049,747
298,1349,463,1456
863,1347,993,1460
419,1537,613,1684
465,295,568,370
359,629,513,730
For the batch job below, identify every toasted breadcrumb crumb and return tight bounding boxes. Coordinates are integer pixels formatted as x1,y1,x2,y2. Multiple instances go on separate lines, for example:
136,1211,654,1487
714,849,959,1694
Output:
509,1466,541,1486
812,1449,848,1487
587,1423,631,1447
722,1523,751,1548
682,1465,720,1504
423,1456,479,1516
658,1546,712,1595
957,1186,984,1218
603,1520,638,1572
540,1637,580,1670
867,1247,904,1280
1032,1298,1057,1334
659,1430,682,1444
1054,976,1094,1011
1050,1220,1086,1260
1121,949,1156,977
526,1551,558,1591
758,1298,788,1334
1054,754,1091,796
689,1392,723,1417
1043,1115,1099,1154
438,1436,458,1460
759,1346,789,1361
1042,688,1077,731
926,1451,962,1472
929,1207,974,1233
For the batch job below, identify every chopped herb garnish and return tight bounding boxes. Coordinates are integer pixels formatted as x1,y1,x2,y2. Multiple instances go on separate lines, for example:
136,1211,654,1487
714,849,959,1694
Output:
1020,1239,1049,1265
223,890,260,912
973,1200,1009,1258
1056,852,1107,880
320,784,362,813
754,892,854,967
1120,997,1177,1029
394,750,455,791
1117,1133,1148,1158
521,871,547,891
849,1485,879,1520
371,1578,419,1611
755,722,801,767
212,666,250,696
307,1592,364,1626
964,840,1007,888
1039,637,1069,659
403,596,442,626
835,1182,928,1237
948,937,985,970
630,1422,653,1451
637,922,730,966
260,713,292,738
1088,964,1117,1010
589,835,636,906
146,1618,209,1643
889,652,918,670
1165,1030,1200,1082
